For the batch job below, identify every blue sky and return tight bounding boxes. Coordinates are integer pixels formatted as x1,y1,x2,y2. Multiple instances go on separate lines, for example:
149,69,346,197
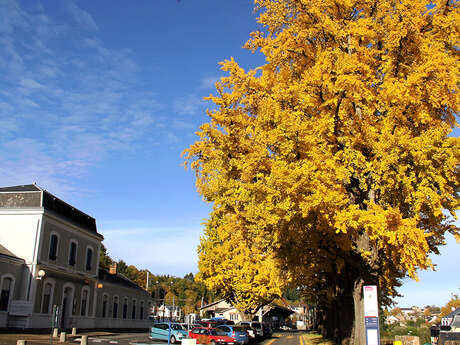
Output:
0,0,458,309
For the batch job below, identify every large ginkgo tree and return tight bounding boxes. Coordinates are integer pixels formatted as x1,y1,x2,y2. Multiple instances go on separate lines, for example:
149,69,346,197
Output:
184,0,459,343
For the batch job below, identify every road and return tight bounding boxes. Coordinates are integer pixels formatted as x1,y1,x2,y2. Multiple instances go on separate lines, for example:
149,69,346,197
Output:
76,331,308,345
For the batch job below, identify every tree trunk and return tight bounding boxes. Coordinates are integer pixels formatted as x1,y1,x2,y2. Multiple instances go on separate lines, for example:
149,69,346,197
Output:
349,277,366,345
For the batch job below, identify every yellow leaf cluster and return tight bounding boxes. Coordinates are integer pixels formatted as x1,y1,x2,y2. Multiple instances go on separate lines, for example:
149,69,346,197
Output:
184,0,459,311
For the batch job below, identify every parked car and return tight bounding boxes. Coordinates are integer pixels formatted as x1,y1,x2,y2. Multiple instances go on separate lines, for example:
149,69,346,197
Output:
238,324,257,340
199,320,220,329
262,323,272,338
239,322,263,337
150,322,188,343
215,325,249,345
189,327,236,345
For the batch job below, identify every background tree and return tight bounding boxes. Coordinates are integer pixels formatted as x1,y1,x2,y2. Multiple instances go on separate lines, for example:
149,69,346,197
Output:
99,243,113,270
185,0,459,343
440,293,460,317
117,260,128,276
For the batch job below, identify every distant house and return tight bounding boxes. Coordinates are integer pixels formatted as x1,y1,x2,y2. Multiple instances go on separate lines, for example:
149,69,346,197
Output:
386,315,400,325
152,304,182,321
199,299,293,328
0,184,152,329
398,307,419,321
199,299,242,322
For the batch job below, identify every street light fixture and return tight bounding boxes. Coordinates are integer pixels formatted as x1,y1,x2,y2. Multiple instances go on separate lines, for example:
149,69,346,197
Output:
37,269,46,280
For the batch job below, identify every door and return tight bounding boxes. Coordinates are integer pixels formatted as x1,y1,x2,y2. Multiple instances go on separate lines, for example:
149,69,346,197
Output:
61,286,74,329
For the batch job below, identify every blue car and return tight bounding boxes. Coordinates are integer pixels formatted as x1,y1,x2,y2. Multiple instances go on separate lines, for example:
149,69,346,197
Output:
150,322,188,343
215,325,249,345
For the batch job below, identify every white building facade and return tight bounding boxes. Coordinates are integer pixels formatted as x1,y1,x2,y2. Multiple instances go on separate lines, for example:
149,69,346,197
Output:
0,184,152,329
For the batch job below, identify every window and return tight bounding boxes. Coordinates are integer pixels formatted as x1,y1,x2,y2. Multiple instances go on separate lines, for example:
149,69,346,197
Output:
122,298,128,319
49,234,58,261
140,301,144,320
68,241,77,266
131,299,136,319
41,282,53,313
0,277,13,311
102,294,109,318
81,288,89,316
230,313,239,321
85,247,93,271
113,296,119,318
72,296,77,315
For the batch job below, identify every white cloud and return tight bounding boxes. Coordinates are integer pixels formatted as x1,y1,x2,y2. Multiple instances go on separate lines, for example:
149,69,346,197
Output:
200,75,220,90
0,0,173,193
172,119,195,130
20,78,44,89
65,2,98,31
173,94,205,115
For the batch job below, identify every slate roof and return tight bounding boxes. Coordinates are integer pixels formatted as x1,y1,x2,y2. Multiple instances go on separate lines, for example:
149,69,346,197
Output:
445,308,460,319
0,184,102,238
0,184,41,192
98,268,147,292
200,299,228,310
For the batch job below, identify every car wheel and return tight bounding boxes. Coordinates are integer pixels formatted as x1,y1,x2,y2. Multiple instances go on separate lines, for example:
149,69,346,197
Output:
211,341,216,345
170,336,176,344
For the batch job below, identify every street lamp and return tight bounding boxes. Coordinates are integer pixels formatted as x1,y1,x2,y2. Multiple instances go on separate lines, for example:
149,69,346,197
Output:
36,270,46,280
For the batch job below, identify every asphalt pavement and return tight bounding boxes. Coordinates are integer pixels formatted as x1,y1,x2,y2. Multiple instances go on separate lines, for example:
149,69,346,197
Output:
0,331,308,345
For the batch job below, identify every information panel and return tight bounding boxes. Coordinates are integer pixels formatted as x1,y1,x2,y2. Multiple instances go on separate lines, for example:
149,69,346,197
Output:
363,285,380,345
364,285,378,317
8,300,33,316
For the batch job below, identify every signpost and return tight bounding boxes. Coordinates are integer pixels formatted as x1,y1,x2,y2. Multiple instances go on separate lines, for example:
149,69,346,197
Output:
50,305,59,345
363,285,380,345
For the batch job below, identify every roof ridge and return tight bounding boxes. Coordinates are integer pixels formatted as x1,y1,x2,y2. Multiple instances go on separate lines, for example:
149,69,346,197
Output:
0,184,42,192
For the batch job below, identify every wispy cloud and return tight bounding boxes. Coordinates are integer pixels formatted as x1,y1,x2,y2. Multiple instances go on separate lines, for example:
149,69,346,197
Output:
0,0,167,194
65,2,98,31
173,94,205,116
200,75,220,90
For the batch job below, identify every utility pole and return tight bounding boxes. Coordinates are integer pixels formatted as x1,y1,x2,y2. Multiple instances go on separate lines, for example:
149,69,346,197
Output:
146,271,149,290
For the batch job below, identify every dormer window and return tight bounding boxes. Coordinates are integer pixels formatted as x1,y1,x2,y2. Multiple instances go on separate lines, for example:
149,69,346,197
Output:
69,241,77,266
49,234,58,261
85,247,93,271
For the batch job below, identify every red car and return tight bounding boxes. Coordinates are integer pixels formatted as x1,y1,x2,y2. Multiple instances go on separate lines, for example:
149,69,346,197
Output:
189,327,236,345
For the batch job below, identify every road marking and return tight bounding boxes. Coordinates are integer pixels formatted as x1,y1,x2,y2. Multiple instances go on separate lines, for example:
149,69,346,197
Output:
299,334,304,345
265,338,277,345
92,341,102,343
109,341,118,344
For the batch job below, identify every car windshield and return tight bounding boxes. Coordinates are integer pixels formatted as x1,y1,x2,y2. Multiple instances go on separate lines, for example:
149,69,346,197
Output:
171,324,183,330
233,327,246,332
209,330,218,336
252,323,261,328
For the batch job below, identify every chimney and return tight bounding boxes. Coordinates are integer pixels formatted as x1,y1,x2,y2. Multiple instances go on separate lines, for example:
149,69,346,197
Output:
109,263,117,275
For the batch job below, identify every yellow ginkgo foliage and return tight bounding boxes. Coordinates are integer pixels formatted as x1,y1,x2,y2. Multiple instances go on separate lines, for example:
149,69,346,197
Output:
185,0,459,344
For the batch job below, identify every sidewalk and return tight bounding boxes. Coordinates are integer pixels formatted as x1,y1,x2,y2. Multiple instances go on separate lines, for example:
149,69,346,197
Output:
0,332,115,345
